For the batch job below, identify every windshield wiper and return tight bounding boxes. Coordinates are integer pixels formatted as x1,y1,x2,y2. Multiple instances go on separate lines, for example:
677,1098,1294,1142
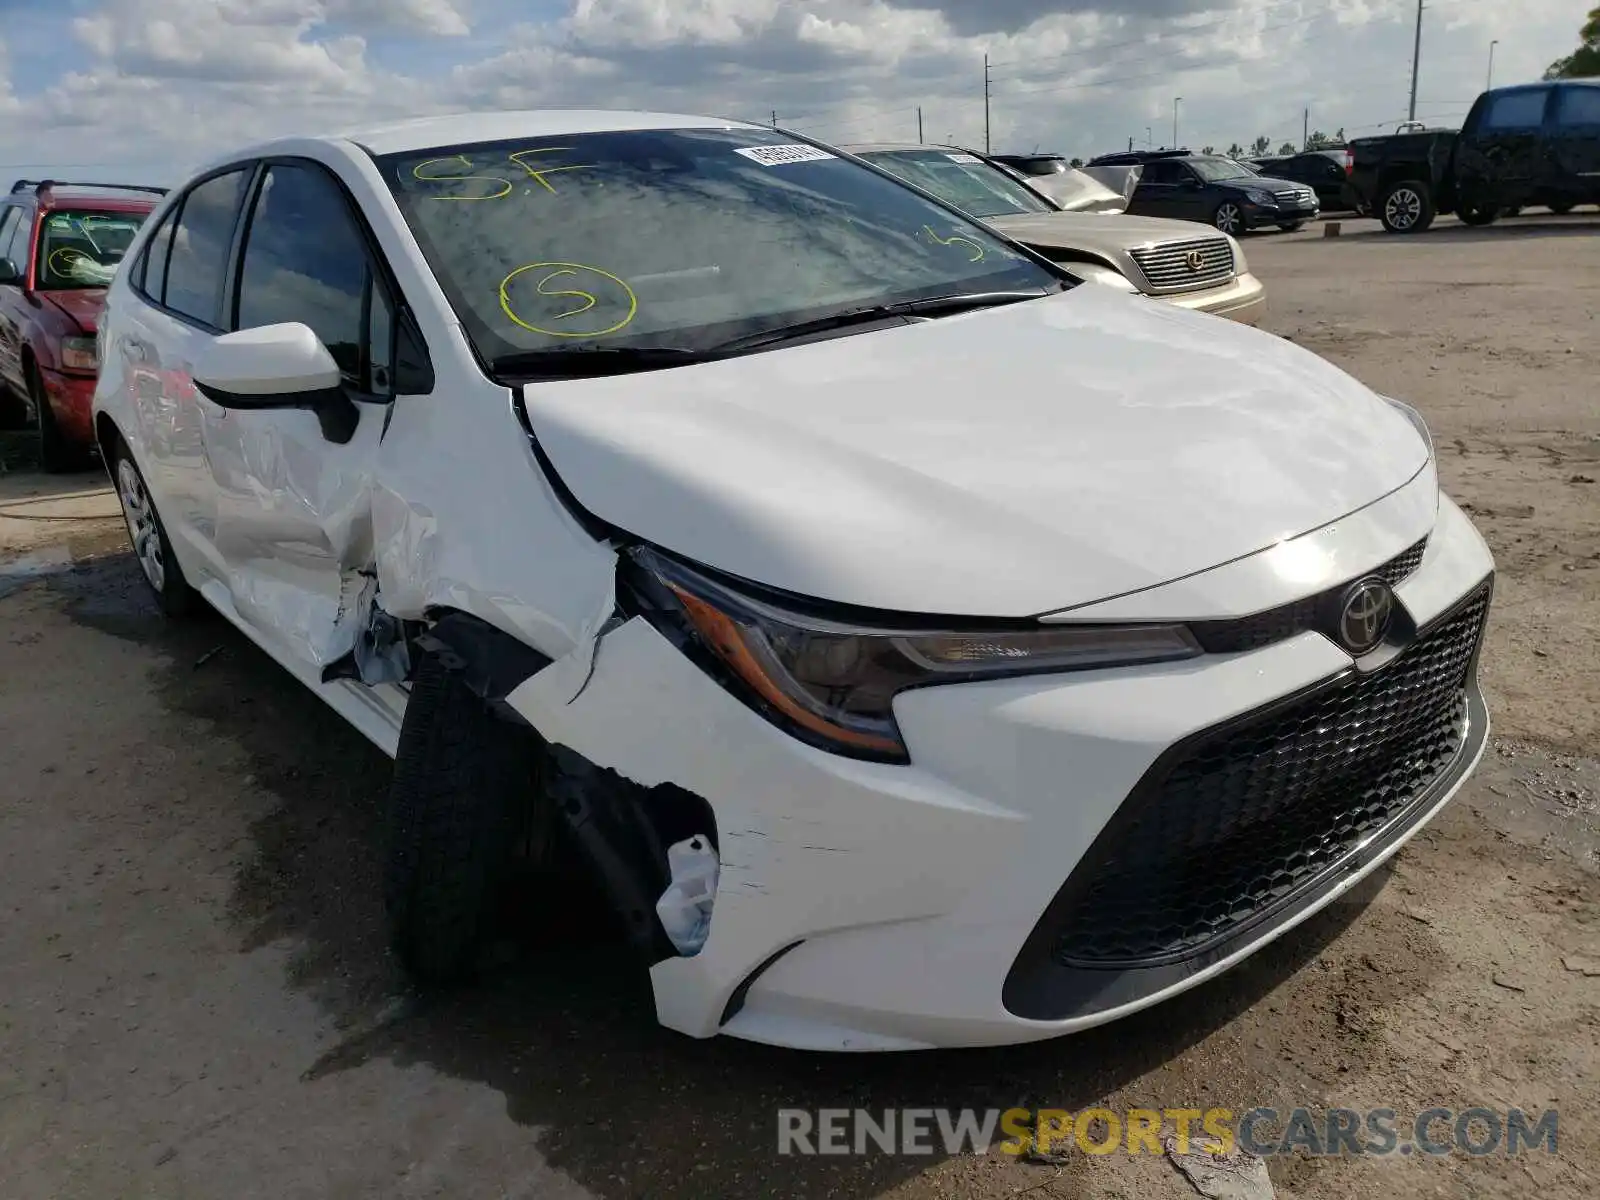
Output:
711,288,1062,354
490,346,710,381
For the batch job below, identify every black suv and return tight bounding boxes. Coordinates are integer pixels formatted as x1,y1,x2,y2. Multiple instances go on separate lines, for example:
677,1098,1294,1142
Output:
1087,149,1320,235
1247,150,1355,211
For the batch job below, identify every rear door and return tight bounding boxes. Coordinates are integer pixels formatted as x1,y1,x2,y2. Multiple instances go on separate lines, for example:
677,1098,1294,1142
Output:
200,157,401,673
0,204,28,395
1548,85,1600,205
1131,161,1191,218
1457,86,1554,210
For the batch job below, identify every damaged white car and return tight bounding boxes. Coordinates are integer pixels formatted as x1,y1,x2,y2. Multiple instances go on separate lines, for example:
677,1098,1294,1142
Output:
94,111,1495,1051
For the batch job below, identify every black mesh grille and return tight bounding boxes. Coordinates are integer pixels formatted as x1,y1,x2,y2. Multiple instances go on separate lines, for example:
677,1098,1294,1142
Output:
1192,538,1428,655
1051,582,1488,968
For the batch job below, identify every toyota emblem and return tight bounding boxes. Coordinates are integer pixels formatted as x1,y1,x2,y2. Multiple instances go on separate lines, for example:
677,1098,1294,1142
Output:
1338,577,1395,655
1185,249,1205,272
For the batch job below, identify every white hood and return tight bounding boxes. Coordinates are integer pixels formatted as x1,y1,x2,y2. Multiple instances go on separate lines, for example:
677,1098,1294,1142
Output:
523,287,1428,618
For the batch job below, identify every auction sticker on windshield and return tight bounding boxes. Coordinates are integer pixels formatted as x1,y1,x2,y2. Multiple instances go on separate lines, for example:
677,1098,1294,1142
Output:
734,144,837,166
946,153,982,163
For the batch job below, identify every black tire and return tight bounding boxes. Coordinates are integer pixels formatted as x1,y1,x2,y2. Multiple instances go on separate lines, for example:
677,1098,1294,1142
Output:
1548,202,1575,215
108,435,199,618
1379,180,1435,233
1213,201,1245,236
385,651,539,984
29,362,89,473
1457,203,1500,227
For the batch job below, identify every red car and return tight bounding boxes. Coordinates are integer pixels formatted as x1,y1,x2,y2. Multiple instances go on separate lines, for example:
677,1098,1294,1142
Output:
0,180,163,470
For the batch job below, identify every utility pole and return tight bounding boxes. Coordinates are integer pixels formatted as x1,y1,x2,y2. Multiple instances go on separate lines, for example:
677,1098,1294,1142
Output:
1173,96,1182,149
1487,39,1498,90
1408,0,1425,123
1128,135,1134,153
917,106,924,144
770,110,778,128
1303,107,1309,150
983,54,992,154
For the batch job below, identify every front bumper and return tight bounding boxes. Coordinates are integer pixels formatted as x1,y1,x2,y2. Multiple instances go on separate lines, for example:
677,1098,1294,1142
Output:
506,493,1494,1050
1162,270,1265,324
38,366,98,447
1242,201,1320,229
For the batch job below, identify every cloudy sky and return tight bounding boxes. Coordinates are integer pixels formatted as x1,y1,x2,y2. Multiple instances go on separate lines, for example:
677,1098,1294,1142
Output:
0,0,1587,186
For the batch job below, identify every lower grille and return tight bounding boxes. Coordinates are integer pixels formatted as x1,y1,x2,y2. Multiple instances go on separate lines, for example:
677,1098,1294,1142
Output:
1048,583,1489,968
1129,236,1235,294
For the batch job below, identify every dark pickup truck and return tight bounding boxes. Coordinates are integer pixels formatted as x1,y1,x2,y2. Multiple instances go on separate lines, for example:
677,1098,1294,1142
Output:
1349,79,1600,232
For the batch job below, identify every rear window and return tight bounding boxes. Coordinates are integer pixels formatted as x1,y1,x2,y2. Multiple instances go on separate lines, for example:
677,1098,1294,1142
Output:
1554,87,1600,128
36,209,147,290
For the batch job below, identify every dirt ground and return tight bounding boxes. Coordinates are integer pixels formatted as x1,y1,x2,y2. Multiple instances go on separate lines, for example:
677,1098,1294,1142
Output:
1,213,1597,1200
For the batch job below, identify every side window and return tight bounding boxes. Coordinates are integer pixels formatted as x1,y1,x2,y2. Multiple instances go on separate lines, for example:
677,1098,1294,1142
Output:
1143,162,1183,185
234,162,375,386
1554,87,1600,128
1482,89,1550,131
0,207,32,270
137,207,178,300
0,207,21,268
164,168,249,327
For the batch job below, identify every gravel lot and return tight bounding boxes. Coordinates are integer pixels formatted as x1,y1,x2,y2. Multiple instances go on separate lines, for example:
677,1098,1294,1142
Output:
2,213,1597,1200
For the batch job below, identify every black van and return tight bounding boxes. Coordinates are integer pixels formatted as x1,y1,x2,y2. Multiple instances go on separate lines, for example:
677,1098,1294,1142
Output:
1348,80,1600,232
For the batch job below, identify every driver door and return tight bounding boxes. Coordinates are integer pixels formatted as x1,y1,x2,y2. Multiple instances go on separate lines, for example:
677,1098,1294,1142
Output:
200,159,402,675
1131,161,1191,218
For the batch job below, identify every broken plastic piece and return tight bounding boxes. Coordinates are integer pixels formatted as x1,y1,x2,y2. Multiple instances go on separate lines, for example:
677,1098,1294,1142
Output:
655,835,719,956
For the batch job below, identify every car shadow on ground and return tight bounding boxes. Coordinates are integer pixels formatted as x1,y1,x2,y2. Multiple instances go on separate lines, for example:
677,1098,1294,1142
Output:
1331,215,1600,244
58,550,1413,1200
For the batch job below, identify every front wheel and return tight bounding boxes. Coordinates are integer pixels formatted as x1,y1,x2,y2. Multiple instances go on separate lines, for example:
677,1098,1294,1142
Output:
110,439,199,617
1379,181,1435,233
1213,202,1244,236
1548,202,1575,215
385,651,543,984
1457,203,1499,227
29,363,88,473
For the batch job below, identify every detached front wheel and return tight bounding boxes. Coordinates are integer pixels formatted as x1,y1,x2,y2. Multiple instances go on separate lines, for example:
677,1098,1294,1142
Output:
385,651,542,984
1379,181,1435,233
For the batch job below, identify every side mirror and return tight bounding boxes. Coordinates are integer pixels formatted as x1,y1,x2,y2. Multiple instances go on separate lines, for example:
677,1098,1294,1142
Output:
192,322,360,443
0,257,21,286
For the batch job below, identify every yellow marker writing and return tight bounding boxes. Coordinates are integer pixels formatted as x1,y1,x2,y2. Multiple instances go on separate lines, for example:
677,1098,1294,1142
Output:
921,224,986,262
507,148,596,194
499,262,638,338
411,155,512,200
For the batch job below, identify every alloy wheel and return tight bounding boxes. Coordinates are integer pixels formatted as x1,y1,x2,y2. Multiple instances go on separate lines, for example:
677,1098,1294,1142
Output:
116,456,166,594
1384,187,1422,231
1214,204,1242,235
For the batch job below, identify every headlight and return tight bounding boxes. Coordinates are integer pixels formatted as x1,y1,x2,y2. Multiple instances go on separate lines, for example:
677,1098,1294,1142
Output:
1382,395,1434,462
60,334,98,373
625,548,1202,762
1245,189,1276,206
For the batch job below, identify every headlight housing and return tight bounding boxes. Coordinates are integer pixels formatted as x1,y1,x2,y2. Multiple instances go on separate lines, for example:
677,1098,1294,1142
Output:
1245,188,1277,206
1382,395,1434,460
624,548,1202,762
60,334,98,373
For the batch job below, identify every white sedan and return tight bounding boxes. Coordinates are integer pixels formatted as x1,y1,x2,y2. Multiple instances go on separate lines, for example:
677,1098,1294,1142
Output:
93,110,1494,1051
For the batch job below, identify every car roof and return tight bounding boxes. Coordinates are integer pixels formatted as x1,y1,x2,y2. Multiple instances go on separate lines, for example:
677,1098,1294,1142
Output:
36,192,157,213
845,142,967,154
333,109,760,156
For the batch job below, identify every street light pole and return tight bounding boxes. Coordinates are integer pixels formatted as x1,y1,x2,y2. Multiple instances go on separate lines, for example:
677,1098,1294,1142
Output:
1173,96,1182,149
1487,39,1499,90
1146,126,1153,149
1408,0,1425,123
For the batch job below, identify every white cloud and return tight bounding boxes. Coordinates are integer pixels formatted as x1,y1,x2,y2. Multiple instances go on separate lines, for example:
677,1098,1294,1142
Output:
0,0,1586,181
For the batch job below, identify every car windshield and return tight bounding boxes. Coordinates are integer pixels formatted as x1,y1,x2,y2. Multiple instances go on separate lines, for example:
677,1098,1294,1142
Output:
855,149,1057,219
1188,158,1256,182
377,128,1059,368
37,209,146,290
